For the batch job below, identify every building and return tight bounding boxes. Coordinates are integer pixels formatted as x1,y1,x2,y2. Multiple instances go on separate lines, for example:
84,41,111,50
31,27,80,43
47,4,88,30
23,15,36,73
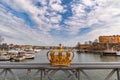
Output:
80,44,91,50
99,35,120,44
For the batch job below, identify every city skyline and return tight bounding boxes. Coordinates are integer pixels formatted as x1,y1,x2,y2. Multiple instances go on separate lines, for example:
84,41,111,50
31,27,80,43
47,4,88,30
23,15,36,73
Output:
0,0,120,46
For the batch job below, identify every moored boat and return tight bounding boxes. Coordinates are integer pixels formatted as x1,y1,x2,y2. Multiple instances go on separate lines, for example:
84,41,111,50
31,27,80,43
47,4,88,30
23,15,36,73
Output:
34,49,41,53
8,50,18,54
103,49,116,55
25,52,35,59
103,44,116,56
13,51,26,61
116,51,120,56
0,54,10,61
14,56,26,61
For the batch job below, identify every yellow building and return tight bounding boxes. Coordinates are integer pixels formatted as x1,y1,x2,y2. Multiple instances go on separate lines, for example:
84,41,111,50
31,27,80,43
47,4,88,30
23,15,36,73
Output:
99,35,120,43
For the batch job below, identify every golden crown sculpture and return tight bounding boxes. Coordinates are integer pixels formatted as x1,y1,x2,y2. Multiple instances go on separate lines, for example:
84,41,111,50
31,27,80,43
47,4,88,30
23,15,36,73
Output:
47,44,74,66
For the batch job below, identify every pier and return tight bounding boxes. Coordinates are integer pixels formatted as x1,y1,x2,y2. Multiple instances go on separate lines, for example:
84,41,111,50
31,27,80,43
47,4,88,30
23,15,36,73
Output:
1,62,120,80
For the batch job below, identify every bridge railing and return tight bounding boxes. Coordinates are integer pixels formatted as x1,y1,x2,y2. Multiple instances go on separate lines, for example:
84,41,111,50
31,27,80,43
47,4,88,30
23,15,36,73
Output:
0,62,120,80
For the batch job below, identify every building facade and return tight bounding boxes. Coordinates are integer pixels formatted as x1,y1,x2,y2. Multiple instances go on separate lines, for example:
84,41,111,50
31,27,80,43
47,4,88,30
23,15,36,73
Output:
99,35,120,43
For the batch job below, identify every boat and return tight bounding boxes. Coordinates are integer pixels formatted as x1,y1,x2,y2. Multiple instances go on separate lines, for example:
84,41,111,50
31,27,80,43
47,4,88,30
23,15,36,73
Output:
24,52,35,59
0,54,10,61
103,49,120,56
34,49,41,53
13,51,26,61
103,49,116,55
103,43,117,55
8,50,18,54
116,50,120,56
14,56,26,61
25,48,35,53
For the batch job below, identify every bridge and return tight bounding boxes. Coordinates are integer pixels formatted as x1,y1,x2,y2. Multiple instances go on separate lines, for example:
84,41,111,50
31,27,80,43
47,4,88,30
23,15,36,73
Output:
0,62,120,80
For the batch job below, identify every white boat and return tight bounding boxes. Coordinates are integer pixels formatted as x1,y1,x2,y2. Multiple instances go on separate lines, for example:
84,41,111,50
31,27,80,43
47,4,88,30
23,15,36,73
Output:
14,56,26,61
34,49,41,53
8,50,18,54
116,51,120,56
103,44,116,55
13,51,26,61
25,52,35,59
0,54,10,61
103,48,117,55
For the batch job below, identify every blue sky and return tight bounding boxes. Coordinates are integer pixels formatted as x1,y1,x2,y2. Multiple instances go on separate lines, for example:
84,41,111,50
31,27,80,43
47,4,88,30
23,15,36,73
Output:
0,0,120,46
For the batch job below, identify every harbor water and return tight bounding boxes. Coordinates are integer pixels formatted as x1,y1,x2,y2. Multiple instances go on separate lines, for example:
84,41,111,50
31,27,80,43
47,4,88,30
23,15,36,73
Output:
1,50,120,80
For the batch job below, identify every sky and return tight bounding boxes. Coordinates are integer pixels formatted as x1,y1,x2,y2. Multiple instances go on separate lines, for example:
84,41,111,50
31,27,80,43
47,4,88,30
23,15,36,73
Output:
0,0,120,46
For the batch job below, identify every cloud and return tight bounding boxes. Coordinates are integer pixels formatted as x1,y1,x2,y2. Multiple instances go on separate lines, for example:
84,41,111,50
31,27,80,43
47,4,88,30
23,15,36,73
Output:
0,0,65,45
62,0,120,46
0,3,54,45
49,0,65,13
0,0,120,46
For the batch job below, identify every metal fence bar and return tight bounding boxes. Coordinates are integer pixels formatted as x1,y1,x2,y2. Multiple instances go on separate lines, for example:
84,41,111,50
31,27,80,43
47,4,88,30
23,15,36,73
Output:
8,69,20,80
0,69,5,75
78,69,80,80
3,69,7,80
104,69,116,80
63,70,75,80
34,69,41,76
80,69,92,80
117,69,120,80
40,70,43,80
1,62,120,80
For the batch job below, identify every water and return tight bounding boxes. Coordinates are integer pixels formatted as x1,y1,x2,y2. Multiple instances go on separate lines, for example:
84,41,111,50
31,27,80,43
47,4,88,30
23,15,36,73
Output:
1,50,120,80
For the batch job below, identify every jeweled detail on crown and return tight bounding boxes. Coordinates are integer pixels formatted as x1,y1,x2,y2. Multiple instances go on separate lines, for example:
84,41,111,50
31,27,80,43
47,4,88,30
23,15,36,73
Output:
47,44,74,66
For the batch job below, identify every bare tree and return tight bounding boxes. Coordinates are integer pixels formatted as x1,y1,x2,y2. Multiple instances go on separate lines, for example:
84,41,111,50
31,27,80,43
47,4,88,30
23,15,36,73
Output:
88,41,92,45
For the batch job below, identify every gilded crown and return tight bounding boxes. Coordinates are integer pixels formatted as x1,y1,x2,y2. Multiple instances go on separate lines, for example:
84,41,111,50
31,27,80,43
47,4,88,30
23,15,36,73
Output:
47,44,74,66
